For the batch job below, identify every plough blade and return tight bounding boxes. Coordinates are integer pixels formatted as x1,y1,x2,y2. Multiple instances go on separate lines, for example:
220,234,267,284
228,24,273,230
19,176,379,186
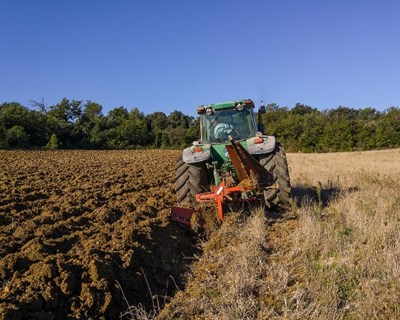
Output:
170,206,195,227
170,206,205,231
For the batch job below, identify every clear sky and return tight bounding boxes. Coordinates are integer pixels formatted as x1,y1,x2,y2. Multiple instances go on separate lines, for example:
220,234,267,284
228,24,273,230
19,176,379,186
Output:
1,0,399,115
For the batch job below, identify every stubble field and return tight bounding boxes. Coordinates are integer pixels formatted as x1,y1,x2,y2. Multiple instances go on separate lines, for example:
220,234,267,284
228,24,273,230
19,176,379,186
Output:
161,149,400,319
1,148,399,319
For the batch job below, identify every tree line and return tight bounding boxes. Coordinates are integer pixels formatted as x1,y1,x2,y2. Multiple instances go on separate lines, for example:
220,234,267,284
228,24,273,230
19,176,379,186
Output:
0,99,197,150
0,99,399,152
263,103,399,152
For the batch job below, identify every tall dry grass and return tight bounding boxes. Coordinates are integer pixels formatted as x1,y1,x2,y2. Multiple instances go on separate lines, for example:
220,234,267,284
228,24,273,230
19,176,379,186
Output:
158,149,400,319
158,209,268,319
281,149,400,319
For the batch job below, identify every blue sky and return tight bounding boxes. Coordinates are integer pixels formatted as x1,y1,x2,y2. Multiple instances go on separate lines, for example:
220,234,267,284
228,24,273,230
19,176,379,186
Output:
1,0,399,115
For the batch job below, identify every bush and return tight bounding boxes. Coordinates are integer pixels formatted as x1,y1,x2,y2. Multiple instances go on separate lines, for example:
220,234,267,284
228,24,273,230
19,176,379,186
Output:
46,133,59,149
6,125,29,148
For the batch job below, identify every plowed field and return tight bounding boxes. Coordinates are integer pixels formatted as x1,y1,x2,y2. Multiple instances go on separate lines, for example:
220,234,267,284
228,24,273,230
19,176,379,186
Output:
2,149,400,319
0,150,198,319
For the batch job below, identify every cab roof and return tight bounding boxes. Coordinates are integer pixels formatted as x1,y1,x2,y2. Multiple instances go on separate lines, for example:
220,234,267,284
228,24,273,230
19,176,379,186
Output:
203,99,254,111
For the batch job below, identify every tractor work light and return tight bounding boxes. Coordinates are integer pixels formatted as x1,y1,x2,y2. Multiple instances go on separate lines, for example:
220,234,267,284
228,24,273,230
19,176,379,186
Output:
236,103,244,111
206,107,213,115
197,106,206,114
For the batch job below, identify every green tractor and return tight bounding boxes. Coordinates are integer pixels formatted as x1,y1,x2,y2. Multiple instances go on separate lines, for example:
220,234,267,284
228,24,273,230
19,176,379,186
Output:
173,99,291,222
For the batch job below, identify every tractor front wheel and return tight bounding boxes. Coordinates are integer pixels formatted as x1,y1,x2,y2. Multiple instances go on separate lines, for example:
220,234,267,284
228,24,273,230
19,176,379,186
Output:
174,157,209,205
259,143,292,209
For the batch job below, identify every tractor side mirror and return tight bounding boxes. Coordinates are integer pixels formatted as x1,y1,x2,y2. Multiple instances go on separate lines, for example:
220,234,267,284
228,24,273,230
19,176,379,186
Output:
190,118,197,126
184,116,199,128
257,106,266,134
184,116,197,128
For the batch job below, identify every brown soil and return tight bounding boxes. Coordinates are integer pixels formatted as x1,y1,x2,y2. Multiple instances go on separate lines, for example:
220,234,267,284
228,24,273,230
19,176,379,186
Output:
0,150,199,320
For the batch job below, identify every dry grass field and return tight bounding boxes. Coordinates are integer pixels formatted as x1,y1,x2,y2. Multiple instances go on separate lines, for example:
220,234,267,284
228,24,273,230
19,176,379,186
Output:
160,149,400,320
0,148,399,319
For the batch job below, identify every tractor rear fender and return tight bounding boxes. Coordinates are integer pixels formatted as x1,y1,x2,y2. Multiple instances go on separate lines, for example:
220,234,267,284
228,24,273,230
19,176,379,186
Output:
246,135,276,155
182,144,211,164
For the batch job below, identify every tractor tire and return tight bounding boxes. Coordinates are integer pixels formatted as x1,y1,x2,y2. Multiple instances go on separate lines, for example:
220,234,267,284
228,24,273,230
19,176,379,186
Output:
174,156,209,205
259,143,292,209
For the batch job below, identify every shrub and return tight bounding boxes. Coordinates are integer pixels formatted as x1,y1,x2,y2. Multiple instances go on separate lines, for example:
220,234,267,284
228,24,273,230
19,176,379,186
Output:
46,133,59,149
6,125,29,148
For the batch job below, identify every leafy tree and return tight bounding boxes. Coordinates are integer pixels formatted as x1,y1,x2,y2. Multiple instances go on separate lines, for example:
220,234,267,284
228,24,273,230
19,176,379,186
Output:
162,126,188,148
120,108,148,147
47,98,82,123
145,112,167,147
0,102,46,148
6,126,29,148
376,107,400,148
46,98,83,148
265,103,280,112
75,101,105,148
263,105,289,136
326,106,358,121
167,110,189,129
104,107,148,149
291,103,316,116
298,111,326,152
320,119,358,151
358,107,381,121
356,120,377,150
107,106,129,127
185,121,200,144
28,111,48,146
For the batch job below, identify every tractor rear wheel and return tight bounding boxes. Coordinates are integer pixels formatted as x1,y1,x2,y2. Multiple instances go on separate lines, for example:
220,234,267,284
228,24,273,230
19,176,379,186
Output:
174,156,209,205
259,143,292,209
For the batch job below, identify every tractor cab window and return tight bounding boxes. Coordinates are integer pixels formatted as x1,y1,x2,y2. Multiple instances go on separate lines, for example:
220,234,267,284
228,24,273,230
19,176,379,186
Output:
201,108,257,143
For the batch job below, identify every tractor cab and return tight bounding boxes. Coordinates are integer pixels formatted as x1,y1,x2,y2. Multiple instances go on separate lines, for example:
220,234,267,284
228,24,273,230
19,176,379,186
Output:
197,100,258,144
